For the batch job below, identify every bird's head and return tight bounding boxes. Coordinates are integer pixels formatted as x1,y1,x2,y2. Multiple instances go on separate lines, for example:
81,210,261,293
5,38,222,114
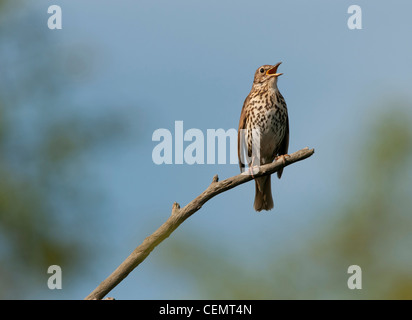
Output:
253,62,283,88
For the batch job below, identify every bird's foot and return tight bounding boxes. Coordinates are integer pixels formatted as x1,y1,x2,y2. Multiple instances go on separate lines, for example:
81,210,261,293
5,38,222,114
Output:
247,165,260,178
275,154,290,165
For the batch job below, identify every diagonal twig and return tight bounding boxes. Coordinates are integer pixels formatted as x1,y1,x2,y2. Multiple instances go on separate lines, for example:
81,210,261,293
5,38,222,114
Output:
85,147,315,300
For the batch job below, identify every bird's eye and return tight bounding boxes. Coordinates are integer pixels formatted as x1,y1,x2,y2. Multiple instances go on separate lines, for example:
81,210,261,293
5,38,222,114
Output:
259,68,265,73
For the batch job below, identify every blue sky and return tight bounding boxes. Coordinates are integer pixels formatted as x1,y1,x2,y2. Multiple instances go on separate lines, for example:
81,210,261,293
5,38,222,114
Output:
14,0,412,299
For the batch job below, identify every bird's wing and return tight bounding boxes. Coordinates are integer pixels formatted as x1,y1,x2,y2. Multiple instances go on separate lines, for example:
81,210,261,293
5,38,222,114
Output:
237,95,250,173
277,113,289,179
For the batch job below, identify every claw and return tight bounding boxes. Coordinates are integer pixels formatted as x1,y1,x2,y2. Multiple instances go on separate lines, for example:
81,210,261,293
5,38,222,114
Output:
247,165,260,178
275,154,290,164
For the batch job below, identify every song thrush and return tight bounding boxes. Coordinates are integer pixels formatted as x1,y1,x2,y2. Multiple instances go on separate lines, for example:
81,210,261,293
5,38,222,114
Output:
238,62,289,212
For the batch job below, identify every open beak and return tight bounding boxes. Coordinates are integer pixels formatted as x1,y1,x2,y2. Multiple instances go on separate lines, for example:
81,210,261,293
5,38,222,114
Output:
266,62,283,77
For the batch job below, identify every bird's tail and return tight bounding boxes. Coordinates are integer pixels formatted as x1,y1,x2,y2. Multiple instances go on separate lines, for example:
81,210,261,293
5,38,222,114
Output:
253,176,274,212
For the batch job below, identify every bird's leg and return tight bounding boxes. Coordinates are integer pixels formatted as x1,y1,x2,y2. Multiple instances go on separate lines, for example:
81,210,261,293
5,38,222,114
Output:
247,165,255,178
248,154,260,178
247,156,255,178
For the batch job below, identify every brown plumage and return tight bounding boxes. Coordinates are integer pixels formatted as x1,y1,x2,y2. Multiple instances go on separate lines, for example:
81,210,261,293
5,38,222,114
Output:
238,62,289,212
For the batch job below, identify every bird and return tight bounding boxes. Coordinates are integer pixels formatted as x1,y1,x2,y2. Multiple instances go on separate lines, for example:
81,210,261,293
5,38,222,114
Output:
237,62,289,212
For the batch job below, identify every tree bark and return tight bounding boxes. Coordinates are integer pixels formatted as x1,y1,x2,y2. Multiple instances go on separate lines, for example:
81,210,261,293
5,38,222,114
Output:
85,147,315,300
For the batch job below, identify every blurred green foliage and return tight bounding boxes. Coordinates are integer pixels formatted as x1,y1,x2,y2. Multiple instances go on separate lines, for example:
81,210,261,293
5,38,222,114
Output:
0,1,124,298
162,106,412,299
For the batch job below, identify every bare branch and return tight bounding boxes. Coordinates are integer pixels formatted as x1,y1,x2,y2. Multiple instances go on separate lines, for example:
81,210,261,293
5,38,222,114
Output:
85,147,315,300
